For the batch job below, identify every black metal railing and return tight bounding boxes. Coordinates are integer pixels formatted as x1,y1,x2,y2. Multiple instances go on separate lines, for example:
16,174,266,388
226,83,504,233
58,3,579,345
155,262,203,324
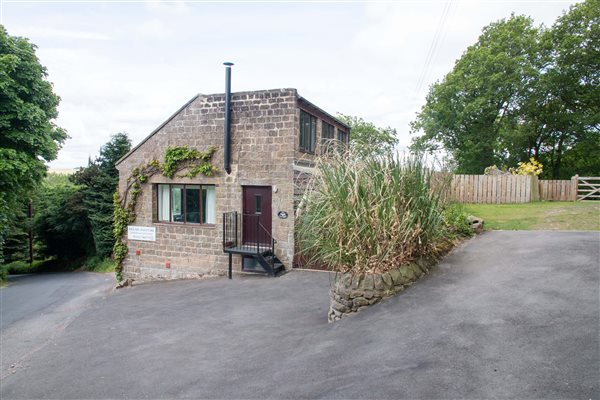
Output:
222,211,280,277
222,211,239,249
244,214,275,256
222,212,276,254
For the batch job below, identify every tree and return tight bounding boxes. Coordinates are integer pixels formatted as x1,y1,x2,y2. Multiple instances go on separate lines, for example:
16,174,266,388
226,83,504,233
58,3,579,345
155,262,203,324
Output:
336,114,398,155
534,0,599,178
71,133,131,258
34,174,93,261
410,1,599,178
410,15,542,174
1,201,30,263
0,26,67,262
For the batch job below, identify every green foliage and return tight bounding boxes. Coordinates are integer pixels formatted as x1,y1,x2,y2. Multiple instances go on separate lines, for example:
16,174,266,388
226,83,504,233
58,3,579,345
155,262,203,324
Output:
1,173,88,266
443,204,474,238
162,146,217,178
558,131,600,178
71,133,131,258
532,0,600,178
297,149,446,274
2,259,47,274
180,162,218,179
0,26,67,262
336,114,398,155
411,14,541,173
112,191,130,281
34,174,94,260
0,265,7,285
411,1,599,178
2,200,31,263
83,256,115,273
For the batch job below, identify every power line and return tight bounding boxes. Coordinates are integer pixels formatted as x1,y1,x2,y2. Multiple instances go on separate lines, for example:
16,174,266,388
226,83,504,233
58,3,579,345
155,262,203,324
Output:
415,0,453,93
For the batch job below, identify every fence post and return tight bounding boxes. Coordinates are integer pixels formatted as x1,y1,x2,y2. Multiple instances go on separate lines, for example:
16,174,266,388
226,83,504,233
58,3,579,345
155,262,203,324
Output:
571,175,579,201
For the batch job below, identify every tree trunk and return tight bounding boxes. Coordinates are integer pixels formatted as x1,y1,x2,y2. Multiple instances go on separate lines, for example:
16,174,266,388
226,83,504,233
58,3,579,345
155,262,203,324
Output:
552,136,565,179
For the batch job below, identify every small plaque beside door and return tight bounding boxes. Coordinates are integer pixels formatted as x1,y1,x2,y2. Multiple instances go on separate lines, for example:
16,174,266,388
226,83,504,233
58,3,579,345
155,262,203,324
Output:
277,211,288,219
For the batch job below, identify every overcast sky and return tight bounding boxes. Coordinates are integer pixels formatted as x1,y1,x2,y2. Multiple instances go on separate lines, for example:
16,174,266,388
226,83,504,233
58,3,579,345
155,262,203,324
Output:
2,0,579,169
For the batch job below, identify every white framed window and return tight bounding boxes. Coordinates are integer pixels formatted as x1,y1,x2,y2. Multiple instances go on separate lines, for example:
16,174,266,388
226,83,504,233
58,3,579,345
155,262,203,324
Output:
157,184,216,224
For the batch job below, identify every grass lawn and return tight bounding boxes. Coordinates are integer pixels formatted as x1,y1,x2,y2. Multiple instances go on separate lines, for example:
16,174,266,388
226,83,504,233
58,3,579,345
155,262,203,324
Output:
463,201,600,231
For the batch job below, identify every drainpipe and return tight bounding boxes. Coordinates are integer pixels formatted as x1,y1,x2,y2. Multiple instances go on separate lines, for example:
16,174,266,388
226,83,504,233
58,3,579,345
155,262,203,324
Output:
223,62,234,174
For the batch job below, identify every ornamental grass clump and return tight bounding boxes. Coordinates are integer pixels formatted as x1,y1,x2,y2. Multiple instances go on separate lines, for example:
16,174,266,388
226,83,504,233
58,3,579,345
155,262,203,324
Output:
297,150,446,274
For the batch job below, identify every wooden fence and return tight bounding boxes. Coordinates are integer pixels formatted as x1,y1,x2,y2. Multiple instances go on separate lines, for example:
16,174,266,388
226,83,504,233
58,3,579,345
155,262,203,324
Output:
450,175,539,203
449,174,600,203
539,177,577,201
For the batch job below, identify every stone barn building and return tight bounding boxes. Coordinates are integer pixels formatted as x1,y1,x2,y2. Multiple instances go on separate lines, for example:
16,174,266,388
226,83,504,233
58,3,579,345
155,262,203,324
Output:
115,68,349,281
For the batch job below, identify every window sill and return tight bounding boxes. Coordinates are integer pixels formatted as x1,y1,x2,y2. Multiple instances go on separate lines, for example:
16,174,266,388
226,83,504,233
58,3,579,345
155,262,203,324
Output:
153,222,217,229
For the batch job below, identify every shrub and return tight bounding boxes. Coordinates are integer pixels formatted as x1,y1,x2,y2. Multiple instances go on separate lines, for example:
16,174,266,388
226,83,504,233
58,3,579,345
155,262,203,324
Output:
83,256,116,273
515,157,543,176
484,157,543,176
443,203,474,238
2,259,47,274
0,265,7,285
297,150,447,274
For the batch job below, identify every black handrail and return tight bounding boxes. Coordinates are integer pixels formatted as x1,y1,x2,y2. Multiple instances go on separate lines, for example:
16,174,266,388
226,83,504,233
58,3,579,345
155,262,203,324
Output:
243,213,275,253
222,211,238,249
222,211,277,272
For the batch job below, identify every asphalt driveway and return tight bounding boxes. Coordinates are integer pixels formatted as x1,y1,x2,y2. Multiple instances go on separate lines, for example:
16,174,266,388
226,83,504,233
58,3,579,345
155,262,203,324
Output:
1,231,598,399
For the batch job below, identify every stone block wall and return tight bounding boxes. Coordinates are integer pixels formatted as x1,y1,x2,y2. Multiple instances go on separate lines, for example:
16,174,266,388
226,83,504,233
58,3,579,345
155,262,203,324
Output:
328,256,437,322
116,89,298,281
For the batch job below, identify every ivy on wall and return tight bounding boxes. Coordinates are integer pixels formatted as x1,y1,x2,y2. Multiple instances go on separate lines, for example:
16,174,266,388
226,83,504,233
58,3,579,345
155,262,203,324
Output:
113,146,217,282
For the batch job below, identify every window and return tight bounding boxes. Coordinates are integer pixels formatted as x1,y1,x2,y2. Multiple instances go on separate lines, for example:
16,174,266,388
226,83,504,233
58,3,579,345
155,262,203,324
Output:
321,121,335,153
299,110,317,153
337,129,349,145
255,195,262,214
185,185,200,223
322,122,334,140
157,184,216,224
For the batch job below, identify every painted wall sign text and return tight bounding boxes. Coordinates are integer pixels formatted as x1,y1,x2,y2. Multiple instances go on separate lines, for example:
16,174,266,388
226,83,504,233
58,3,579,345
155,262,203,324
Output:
128,226,156,242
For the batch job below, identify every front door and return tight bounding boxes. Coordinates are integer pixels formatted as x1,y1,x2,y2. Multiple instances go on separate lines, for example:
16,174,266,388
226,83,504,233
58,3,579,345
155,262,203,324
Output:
242,186,272,245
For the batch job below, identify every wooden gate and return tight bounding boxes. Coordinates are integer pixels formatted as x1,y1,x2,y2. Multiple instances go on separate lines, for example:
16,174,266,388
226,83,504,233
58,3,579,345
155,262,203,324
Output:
577,176,600,201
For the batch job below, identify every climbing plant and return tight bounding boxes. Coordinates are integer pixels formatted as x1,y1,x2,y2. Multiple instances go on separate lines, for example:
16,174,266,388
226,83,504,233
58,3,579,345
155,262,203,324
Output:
162,146,217,178
113,146,217,282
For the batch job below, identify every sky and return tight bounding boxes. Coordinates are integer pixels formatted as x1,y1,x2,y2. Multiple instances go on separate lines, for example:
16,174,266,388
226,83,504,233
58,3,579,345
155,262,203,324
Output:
1,0,580,169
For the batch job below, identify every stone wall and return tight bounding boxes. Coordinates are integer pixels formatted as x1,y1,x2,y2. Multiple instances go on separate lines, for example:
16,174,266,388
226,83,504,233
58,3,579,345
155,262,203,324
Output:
328,256,437,322
116,89,298,281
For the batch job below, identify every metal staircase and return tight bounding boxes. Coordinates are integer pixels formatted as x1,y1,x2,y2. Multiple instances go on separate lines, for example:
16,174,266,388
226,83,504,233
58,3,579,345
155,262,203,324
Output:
222,211,285,278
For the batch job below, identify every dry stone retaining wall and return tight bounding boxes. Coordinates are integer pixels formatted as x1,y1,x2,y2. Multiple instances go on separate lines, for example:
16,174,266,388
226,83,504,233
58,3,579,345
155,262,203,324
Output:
328,256,437,322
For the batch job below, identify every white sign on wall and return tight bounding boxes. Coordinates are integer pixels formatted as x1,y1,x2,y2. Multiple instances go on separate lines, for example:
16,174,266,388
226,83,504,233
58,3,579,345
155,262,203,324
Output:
127,226,156,242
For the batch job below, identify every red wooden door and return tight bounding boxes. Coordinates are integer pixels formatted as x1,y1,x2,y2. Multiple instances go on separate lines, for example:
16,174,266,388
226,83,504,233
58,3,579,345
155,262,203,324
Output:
242,186,272,245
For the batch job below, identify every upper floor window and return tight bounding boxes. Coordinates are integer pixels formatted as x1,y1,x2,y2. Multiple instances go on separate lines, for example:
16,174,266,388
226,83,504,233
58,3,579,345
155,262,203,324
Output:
157,184,216,224
337,129,349,146
322,121,334,140
321,121,335,153
299,110,317,153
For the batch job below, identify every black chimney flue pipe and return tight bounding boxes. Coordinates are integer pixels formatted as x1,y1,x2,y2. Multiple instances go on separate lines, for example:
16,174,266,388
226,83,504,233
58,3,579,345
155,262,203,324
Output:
223,62,234,174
